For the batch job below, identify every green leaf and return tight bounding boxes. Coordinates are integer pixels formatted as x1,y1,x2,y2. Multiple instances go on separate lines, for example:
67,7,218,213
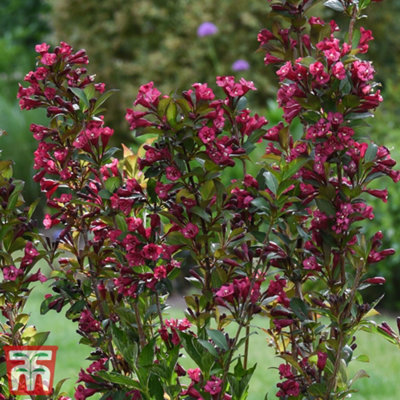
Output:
138,340,155,367
206,328,229,351
214,179,225,207
198,339,219,357
349,369,369,387
105,176,121,193
315,198,336,216
27,331,50,346
70,87,89,109
98,189,111,199
309,383,328,396
181,333,203,367
278,125,289,150
166,102,178,127
97,371,141,388
263,171,278,195
200,180,214,200
0,362,7,377
236,96,248,112
157,97,171,116
346,112,374,121
7,180,24,210
66,300,86,319
167,231,191,246
251,197,270,212
355,354,369,363
282,158,309,180
343,95,360,108
190,206,211,222
149,374,164,400
364,143,378,163
324,0,345,12
28,198,40,219
115,214,128,232
290,298,309,322
93,89,119,115
0,160,13,179
299,56,316,67
53,377,69,396
147,179,157,203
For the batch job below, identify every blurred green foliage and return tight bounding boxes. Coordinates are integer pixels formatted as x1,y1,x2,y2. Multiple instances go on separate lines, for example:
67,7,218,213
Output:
0,0,50,97
48,0,275,137
0,97,45,205
0,0,50,204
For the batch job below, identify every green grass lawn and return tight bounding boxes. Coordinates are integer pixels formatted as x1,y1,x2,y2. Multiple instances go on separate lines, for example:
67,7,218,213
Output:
24,280,400,399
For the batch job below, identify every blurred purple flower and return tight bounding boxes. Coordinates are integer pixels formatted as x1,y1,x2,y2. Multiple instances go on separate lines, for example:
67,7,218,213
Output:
232,59,250,71
197,22,218,37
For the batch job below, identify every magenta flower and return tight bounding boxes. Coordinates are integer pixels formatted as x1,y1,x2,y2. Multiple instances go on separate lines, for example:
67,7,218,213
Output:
182,223,199,239
232,59,250,71
204,376,222,395
197,22,218,37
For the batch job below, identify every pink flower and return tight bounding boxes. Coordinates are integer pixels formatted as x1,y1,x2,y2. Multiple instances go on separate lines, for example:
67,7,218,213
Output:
204,376,222,395
164,318,191,331
258,28,275,45
216,284,235,303
94,83,106,93
43,213,59,229
276,379,300,398
166,166,181,181
317,351,328,370
192,83,215,101
154,265,167,280
332,62,346,80
182,223,199,239
244,174,259,188
366,189,388,202
41,53,57,66
364,276,386,285
278,363,294,379
303,256,321,271
87,358,107,373
134,82,161,108
125,109,152,130
199,126,216,144
78,309,100,333
188,368,202,383
352,60,375,82
358,27,374,54
3,266,24,281
273,319,294,332
26,270,48,283
309,16,325,26
35,42,50,53
141,243,163,261
74,384,97,400
155,182,174,200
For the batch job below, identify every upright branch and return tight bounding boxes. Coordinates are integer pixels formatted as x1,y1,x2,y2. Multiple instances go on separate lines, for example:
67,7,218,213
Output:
13,0,400,399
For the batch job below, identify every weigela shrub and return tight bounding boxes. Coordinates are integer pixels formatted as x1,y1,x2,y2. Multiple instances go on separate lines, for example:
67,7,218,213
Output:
8,0,400,399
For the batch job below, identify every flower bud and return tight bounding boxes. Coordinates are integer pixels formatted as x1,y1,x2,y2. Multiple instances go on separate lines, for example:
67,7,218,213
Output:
364,277,386,285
